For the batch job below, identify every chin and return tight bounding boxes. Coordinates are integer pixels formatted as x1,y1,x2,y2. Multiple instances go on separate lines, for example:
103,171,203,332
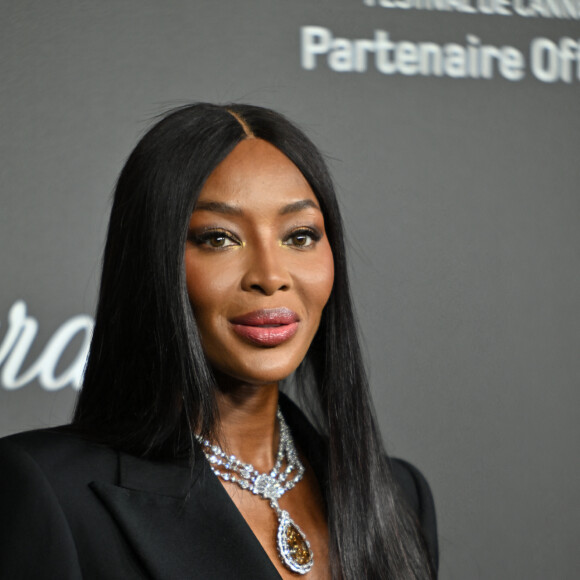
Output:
212,358,301,388
204,334,313,388
228,369,297,387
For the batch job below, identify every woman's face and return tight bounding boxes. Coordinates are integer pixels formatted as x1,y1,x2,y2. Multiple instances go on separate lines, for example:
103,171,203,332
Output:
184,138,334,386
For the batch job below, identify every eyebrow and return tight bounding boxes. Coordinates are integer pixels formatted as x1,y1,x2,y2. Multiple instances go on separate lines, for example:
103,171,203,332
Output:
194,199,321,216
194,201,243,216
279,199,320,215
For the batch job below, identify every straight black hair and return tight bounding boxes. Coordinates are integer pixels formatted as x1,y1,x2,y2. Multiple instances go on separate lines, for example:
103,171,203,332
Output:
73,103,435,579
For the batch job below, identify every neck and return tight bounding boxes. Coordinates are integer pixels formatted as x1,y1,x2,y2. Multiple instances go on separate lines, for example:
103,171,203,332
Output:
214,377,280,473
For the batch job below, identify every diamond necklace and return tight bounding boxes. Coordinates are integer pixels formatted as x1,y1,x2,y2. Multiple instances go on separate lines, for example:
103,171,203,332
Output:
195,407,314,575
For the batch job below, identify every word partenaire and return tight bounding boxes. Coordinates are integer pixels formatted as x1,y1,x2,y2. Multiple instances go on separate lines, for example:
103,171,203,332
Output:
301,27,580,82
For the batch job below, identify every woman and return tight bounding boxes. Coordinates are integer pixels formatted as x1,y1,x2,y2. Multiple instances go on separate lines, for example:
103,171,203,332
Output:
0,103,437,579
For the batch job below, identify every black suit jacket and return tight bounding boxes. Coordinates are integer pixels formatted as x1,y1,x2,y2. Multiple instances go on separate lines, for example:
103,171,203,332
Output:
0,397,438,579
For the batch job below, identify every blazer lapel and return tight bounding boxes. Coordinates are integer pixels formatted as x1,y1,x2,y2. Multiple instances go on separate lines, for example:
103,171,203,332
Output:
90,449,280,580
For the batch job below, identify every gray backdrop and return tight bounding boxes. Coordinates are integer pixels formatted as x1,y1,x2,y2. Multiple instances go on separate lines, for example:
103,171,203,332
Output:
1,2,579,578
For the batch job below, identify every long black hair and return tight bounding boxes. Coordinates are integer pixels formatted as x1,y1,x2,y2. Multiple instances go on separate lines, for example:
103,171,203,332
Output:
73,103,435,579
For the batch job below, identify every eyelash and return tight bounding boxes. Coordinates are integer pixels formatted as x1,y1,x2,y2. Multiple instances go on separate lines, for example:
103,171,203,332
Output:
190,228,241,249
282,227,322,249
189,227,322,250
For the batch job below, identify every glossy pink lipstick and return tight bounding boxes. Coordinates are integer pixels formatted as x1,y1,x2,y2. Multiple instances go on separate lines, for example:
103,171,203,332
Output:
230,308,299,347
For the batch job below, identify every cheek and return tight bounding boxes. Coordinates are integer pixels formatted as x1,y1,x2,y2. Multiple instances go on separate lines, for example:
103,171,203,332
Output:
184,257,235,357
184,257,208,311
184,253,234,315
301,244,335,315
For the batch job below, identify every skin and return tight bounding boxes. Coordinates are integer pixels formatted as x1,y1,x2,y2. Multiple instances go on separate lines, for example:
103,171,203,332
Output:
184,138,334,579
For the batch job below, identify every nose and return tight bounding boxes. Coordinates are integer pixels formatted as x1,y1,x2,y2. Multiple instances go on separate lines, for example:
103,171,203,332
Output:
241,244,291,295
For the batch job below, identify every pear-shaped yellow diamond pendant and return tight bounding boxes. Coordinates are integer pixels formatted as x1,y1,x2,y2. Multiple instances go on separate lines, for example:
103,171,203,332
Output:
276,510,314,574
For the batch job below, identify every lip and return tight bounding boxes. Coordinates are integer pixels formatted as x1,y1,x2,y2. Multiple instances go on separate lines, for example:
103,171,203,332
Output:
230,308,299,347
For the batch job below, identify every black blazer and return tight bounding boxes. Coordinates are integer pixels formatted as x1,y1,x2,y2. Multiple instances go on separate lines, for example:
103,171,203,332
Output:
0,397,438,579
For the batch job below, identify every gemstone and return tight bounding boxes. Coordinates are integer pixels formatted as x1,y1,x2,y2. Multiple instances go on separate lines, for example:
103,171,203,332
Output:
253,474,272,494
285,523,312,565
253,474,283,500
277,511,313,575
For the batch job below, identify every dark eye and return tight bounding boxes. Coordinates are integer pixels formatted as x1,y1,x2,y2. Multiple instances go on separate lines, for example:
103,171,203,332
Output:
206,234,235,248
284,228,321,249
192,230,240,249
